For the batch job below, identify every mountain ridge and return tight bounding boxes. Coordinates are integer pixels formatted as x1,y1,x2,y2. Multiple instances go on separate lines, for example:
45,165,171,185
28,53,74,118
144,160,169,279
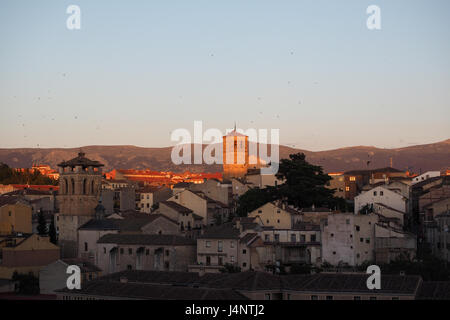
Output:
0,139,448,174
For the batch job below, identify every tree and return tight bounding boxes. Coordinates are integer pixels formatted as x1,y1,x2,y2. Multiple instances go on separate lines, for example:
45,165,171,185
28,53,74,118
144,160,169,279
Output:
48,215,57,244
36,210,48,236
219,263,241,273
236,187,277,217
237,153,338,216
274,153,335,208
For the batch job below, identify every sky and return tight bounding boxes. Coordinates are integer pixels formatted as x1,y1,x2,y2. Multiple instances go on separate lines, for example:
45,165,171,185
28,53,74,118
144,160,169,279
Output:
0,0,449,151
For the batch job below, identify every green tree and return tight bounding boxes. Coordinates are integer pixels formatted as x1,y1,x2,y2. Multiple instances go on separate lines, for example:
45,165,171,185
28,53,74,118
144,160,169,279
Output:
237,153,338,215
36,210,48,236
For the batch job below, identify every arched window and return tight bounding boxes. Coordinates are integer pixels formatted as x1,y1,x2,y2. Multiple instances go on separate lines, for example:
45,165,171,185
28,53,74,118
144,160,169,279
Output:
64,178,68,195
71,178,75,195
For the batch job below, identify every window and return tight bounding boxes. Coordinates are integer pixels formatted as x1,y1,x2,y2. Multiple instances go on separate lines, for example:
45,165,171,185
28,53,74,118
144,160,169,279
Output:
206,241,211,248
311,295,318,300
242,249,247,254
354,296,361,300
266,220,269,224
330,233,334,238
291,234,296,242
265,235,270,241
277,210,281,213
120,248,124,254
8,211,11,217
286,294,291,300
218,257,223,266
258,210,262,213
230,256,235,263
366,238,370,244
350,176,356,181
230,241,235,248
165,262,170,269
356,226,360,232
326,296,333,300
127,265,132,270
206,256,211,266
265,294,271,300
84,242,88,252
128,248,132,255
360,238,364,242
103,247,106,254
310,234,316,242
392,297,399,300
333,251,336,255
243,262,247,267
146,249,149,256
346,219,350,225
277,219,280,223
165,250,170,256
218,241,223,252
274,234,280,242
373,191,377,196
369,297,377,300
345,187,350,191
300,235,306,242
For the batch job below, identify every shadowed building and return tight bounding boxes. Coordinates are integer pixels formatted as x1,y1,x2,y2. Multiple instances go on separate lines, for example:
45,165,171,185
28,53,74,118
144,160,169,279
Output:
55,151,104,258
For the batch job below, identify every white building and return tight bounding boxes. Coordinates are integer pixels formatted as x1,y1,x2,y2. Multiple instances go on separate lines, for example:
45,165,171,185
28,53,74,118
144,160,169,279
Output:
322,213,378,266
354,186,408,215
411,171,441,185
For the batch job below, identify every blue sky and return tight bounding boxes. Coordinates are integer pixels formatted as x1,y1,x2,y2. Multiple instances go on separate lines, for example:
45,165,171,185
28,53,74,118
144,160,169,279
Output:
1,0,449,150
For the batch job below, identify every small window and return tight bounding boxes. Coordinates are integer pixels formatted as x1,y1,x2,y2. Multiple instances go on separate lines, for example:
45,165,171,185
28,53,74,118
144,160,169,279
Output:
8,211,12,217
356,226,360,232
230,241,235,248
345,187,350,191
265,294,271,300
103,247,106,254
218,241,223,252
360,238,364,242
392,297,399,300
311,295,318,300
127,265,132,270
265,235,270,241
373,191,377,196
346,219,350,225
120,248,124,254
350,177,356,181
206,241,211,248
243,262,247,267
274,234,280,242
310,234,316,242
146,249,149,255
370,297,377,300
354,296,361,300
326,296,333,300
277,219,280,223
380,191,384,196
84,242,88,252
165,250,170,256
230,256,235,263
128,248,132,255
242,249,247,254
366,238,370,244
258,210,262,213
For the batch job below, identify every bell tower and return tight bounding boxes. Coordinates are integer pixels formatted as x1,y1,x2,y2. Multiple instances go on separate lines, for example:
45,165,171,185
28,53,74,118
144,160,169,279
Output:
55,150,104,258
222,124,249,179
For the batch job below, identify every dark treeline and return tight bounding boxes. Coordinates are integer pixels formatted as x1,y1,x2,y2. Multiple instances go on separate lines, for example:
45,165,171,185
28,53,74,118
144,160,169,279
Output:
0,163,58,186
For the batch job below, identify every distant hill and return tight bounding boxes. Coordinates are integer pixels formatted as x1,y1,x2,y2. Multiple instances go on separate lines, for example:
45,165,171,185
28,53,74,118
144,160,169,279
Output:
0,139,449,174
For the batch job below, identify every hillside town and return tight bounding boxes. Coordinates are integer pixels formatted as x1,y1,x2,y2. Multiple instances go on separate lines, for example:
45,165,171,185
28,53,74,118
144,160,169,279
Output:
0,129,449,300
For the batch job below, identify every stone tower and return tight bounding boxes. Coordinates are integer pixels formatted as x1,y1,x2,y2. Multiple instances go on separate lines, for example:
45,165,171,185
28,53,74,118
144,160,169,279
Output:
222,125,249,180
55,151,104,258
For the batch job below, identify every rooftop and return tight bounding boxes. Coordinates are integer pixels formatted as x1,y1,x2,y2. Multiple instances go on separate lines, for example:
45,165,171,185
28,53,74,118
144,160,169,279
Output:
58,151,104,168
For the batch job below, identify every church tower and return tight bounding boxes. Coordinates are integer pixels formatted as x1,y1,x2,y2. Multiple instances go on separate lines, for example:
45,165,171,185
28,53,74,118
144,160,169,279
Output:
55,151,104,258
222,125,249,180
